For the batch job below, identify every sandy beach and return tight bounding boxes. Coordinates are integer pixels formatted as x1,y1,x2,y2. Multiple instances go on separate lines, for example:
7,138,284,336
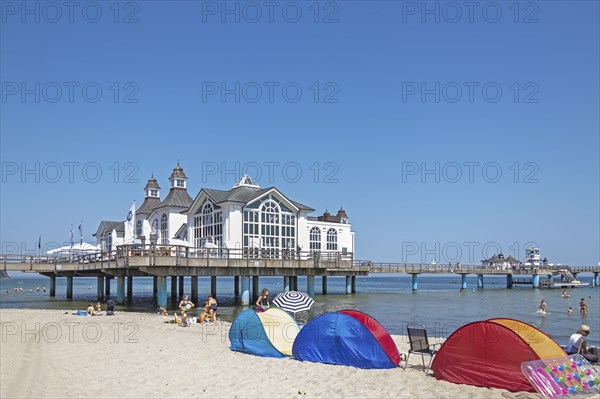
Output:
0,309,541,399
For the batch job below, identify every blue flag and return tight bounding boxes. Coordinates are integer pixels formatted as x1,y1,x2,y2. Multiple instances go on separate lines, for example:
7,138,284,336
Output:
38,235,41,249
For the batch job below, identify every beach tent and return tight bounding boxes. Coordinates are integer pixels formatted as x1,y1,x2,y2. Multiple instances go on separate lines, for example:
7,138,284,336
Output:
431,318,566,392
229,308,300,358
292,310,400,369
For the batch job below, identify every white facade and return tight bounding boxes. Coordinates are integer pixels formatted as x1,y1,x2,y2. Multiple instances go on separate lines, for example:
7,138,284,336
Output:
96,170,355,257
305,220,354,255
93,222,125,252
184,176,355,257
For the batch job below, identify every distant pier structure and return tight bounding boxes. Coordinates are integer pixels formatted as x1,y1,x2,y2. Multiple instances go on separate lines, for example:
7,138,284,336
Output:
1,164,599,306
2,164,359,308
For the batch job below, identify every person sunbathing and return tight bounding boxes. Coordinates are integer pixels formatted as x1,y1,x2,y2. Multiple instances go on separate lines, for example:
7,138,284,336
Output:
86,303,95,316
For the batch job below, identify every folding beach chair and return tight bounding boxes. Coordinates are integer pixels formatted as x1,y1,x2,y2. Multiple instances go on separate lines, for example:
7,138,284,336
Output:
404,325,441,373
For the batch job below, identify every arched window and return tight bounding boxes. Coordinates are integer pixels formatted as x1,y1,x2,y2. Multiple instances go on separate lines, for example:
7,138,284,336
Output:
193,200,222,249
136,220,142,237
260,201,280,258
327,228,338,251
160,214,168,245
310,227,321,251
202,203,214,238
151,219,158,234
242,196,295,259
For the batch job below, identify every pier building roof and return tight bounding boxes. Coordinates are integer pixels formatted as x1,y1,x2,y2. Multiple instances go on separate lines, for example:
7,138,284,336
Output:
143,175,161,190
187,175,315,213
92,220,125,237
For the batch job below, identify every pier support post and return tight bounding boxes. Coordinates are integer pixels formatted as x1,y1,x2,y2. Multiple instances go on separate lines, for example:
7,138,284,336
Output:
532,274,541,289
170,276,177,299
506,274,513,288
66,276,73,299
234,276,239,297
178,276,184,297
284,276,290,292
292,276,298,291
461,274,467,290
116,276,125,304
127,276,133,300
105,276,111,298
252,276,259,302
153,276,157,299
345,276,352,294
351,276,356,294
241,276,250,306
477,274,484,289
307,275,315,297
191,276,198,302
594,272,599,287
97,276,104,301
49,276,56,297
211,276,217,299
411,274,418,291
157,276,167,310
322,276,328,295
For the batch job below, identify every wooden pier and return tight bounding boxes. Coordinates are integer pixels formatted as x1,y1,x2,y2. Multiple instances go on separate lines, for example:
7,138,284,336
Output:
2,245,599,309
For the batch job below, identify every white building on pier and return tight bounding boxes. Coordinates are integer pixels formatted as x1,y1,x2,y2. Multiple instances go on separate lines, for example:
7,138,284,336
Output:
94,164,355,256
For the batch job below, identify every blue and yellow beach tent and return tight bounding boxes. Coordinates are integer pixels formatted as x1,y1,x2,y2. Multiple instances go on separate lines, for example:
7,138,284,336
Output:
229,308,300,358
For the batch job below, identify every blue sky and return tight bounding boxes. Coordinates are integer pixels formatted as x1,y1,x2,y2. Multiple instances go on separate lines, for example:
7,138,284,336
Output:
1,1,598,264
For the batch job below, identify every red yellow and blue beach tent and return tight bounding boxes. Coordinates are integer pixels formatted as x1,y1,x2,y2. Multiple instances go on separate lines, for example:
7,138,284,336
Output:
431,318,566,392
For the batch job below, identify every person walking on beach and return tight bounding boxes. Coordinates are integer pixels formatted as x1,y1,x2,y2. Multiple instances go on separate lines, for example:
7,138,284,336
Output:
580,298,588,316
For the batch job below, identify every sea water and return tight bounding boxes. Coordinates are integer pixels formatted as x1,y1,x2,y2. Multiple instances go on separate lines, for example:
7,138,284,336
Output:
1,273,598,347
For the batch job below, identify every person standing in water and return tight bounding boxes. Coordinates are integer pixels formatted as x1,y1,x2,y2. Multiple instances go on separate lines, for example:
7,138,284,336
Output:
539,300,547,313
580,298,588,316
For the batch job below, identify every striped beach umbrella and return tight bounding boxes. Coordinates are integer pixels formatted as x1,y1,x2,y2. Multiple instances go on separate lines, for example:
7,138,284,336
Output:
273,291,315,314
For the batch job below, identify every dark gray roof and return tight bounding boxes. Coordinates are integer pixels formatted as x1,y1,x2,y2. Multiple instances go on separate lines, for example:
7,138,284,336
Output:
174,223,187,238
93,220,124,236
505,255,519,263
144,175,161,190
155,188,193,209
290,199,314,212
486,255,501,263
169,163,187,180
137,197,161,215
201,186,314,211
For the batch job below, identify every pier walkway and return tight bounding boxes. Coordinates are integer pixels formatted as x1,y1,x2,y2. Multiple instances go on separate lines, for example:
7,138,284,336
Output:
2,245,599,309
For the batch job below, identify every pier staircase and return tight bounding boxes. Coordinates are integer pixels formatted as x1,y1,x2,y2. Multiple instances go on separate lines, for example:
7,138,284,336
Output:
559,269,576,283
